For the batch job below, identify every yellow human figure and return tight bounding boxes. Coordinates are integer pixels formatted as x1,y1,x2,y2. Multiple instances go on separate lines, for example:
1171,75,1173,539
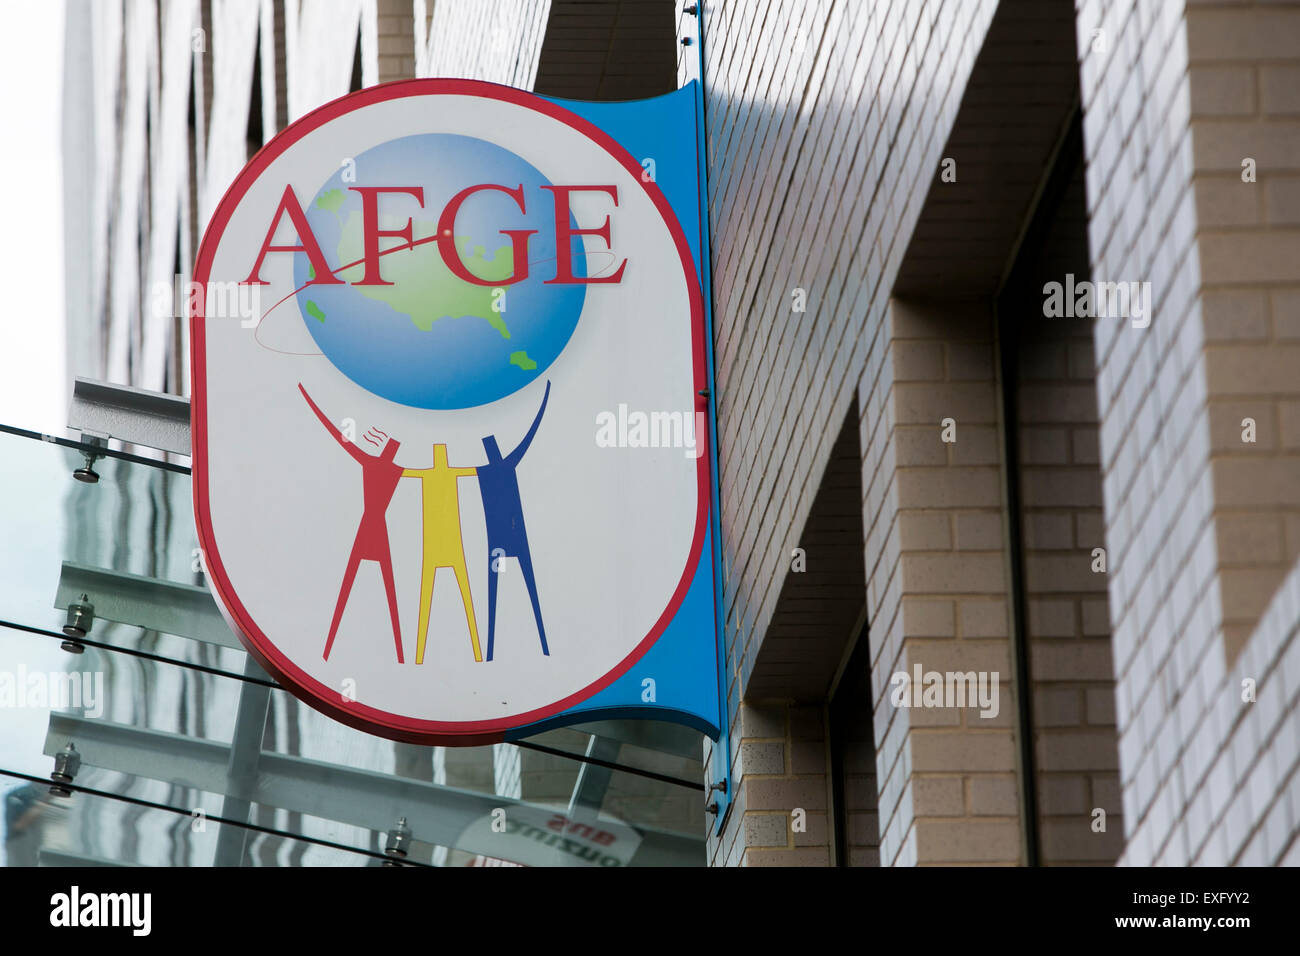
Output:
402,444,481,664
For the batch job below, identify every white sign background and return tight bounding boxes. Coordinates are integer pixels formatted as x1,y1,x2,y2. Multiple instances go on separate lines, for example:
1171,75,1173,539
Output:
193,81,707,741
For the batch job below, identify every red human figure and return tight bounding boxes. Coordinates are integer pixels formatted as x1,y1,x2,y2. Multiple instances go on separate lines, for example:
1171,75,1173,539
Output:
298,384,405,663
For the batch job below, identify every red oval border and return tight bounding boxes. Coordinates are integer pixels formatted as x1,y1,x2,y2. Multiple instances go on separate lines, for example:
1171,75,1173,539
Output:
191,78,710,745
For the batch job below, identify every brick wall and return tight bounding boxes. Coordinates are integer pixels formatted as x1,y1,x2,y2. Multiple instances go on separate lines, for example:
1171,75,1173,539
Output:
866,299,1023,866
702,406,874,865
1002,163,1125,865
1187,1,1300,661
697,0,1004,868
1076,0,1300,865
706,702,836,866
377,0,415,82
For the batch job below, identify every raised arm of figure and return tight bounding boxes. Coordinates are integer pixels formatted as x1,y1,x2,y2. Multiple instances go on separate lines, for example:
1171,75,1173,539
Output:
505,380,552,467
299,384,367,465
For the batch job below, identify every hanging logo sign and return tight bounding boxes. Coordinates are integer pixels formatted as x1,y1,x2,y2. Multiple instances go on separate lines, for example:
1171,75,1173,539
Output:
191,79,720,744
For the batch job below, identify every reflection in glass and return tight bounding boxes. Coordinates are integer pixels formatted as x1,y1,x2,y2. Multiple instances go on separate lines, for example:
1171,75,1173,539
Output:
1,426,705,866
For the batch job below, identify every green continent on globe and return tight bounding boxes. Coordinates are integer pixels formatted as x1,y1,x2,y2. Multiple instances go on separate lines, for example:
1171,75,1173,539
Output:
305,300,325,322
315,189,346,214
509,350,537,370
334,212,512,338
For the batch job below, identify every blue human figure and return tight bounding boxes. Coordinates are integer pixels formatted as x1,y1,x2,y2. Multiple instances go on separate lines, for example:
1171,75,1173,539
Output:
480,380,552,661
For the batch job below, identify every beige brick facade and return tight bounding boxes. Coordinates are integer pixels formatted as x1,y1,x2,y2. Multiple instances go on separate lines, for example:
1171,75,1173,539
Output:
694,0,1082,867
697,0,1300,867
1075,0,1300,866
867,300,1024,867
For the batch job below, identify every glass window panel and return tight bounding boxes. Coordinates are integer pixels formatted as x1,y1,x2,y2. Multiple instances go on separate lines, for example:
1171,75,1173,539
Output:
1,425,705,866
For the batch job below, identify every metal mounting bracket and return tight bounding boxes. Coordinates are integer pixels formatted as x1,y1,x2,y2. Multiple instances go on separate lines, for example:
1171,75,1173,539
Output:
68,377,191,456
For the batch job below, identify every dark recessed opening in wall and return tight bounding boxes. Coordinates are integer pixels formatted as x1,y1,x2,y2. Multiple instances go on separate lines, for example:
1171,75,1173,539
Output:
994,108,1084,869
740,397,872,863
169,223,183,396
746,400,867,699
187,53,201,258
200,0,214,145
246,26,264,162
272,0,289,130
348,30,363,94
533,0,677,101
829,619,879,867
995,106,1124,866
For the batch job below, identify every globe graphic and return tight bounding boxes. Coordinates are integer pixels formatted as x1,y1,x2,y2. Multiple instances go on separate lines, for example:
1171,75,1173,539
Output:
293,133,587,409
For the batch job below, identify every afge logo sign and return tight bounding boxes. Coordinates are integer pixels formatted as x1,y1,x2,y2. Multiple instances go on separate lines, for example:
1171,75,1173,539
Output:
192,80,713,743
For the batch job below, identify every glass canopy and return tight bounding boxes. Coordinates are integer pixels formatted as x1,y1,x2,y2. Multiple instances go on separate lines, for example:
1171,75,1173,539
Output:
0,425,706,866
